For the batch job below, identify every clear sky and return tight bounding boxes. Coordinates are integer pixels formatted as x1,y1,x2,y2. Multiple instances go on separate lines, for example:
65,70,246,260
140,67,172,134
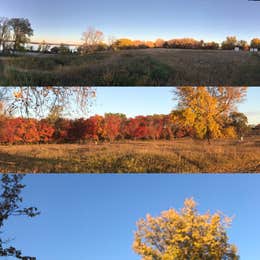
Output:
4,174,260,260
1,0,260,43
89,87,260,124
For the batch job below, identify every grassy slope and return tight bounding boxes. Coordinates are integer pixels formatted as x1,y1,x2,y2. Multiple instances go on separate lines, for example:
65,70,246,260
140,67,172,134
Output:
0,138,259,173
1,49,260,85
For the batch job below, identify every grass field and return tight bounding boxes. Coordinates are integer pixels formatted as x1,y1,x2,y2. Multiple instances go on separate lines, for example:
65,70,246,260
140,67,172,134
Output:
1,49,260,85
0,137,259,173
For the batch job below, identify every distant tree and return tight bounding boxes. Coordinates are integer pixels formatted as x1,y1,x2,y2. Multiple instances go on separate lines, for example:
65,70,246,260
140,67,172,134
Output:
250,38,260,49
167,38,202,49
37,40,50,53
222,36,237,50
50,46,60,54
68,118,88,143
147,115,164,140
155,38,165,48
144,41,155,48
0,86,96,118
122,118,139,140
50,44,70,55
37,119,55,143
0,175,40,259
229,112,249,139
81,27,104,54
113,38,134,49
0,17,11,53
58,44,71,54
8,18,33,51
102,113,124,142
133,198,239,260
237,40,249,51
53,118,71,143
203,41,219,50
85,115,104,142
174,87,248,143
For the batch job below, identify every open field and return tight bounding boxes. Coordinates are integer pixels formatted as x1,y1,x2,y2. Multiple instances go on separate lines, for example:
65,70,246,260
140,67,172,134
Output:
1,49,260,85
0,137,259,173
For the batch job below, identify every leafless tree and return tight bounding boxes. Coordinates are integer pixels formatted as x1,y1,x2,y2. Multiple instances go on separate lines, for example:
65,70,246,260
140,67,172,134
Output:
81,27,104,53
0,87,96,118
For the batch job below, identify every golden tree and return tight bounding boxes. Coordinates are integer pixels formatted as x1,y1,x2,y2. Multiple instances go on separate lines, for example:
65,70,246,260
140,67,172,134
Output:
174,87,247,143
133,198,238,260
0,86,96,117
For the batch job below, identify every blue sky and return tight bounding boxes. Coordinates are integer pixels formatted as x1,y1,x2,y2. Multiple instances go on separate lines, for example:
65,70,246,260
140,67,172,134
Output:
90,87,260,124
1,0,260,43
4,174,260,260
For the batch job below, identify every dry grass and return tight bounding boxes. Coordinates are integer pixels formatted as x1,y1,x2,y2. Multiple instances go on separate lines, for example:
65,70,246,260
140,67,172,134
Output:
0,137,259,173
1,49,260,85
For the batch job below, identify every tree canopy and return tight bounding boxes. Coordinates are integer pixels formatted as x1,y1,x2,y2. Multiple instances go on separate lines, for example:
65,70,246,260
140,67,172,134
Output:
174,87,247,143
133,198,238,260
9,18,33,51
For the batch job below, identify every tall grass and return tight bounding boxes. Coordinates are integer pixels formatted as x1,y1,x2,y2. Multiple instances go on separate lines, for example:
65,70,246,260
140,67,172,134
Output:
0,138,259,173
1,49,260,85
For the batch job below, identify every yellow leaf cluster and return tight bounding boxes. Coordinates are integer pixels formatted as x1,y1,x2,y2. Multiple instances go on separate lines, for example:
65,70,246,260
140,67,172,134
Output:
174,87,247,142
133,198,238,260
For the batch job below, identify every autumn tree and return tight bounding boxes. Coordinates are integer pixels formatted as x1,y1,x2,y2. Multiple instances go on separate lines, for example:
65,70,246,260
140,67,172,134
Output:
0,87,96,118
68,118,88,143
81,27,105,54
155,39,165,48
102,113,125,142
37,119,55,143
222,36,237,50
147,115,164,140
228,112,249,139
53,118,71,143
84,115,104,142
237,40,248,51
174,87,247,143
133,198,238,260
170,110,194,138
0,175,40,259
167,38,202,49
8,18,33,51
203,42,219,50
250,38,260,49
113,38,134,49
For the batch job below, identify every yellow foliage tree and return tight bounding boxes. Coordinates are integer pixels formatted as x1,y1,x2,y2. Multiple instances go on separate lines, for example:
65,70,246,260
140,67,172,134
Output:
133,198,238,260
250,38,260,49
174,87,247,143
114,38,134,49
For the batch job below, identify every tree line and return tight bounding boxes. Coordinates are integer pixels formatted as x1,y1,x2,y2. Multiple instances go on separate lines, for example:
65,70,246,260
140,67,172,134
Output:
0,111,252,145
1,17,260,54
0,87,255,144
